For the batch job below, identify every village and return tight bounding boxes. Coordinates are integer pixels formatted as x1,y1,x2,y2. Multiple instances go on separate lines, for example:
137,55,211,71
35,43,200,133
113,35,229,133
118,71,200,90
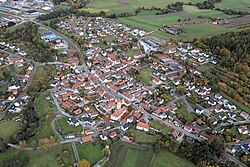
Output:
45,16,250,161
0,5,249,166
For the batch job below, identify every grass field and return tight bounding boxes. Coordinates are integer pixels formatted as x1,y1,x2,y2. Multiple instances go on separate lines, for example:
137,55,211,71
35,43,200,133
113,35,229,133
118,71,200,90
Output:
176,109,197,123
149,120,172,135
77,143,104,166
86,0,201,14
128,128,160,144
80,7,111,13
183,5,233,19
105,141,154,167
152,150,195,167
0,144,75,167
139,67,152,86
34,90,57,117
215,0,250,12
0,120,20,140
56,117,82,135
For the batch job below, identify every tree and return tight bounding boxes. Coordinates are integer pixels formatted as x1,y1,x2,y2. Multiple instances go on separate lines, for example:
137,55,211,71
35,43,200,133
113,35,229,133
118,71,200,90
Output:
77,159,90,167
19,140,27,149
153,143,160,154
241,155,248,164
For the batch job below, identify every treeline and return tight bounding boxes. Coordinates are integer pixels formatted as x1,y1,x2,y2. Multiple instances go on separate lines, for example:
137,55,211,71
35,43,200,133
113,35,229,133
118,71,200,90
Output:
37,8,105,21
196,0,221,10
53,0,93,8
217,8,250,16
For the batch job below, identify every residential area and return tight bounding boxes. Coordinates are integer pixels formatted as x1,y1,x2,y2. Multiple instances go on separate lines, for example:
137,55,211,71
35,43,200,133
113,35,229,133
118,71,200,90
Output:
0,0,249,167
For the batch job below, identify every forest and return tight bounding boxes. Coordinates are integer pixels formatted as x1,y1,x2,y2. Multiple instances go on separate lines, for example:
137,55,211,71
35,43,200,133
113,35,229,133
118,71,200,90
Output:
199,30,250,77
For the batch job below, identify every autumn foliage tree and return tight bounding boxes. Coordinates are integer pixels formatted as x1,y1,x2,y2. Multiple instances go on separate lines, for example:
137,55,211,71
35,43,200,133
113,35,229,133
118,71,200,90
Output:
77,159,90,167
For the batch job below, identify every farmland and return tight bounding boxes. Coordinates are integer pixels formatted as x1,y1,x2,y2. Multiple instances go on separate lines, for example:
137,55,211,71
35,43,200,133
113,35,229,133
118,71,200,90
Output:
105,141,154,167
152,151,195,167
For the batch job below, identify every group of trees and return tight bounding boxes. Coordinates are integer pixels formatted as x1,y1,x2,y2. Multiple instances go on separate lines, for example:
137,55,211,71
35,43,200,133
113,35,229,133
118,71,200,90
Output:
179,139,225,166
1,22,58,62
195,0,221,10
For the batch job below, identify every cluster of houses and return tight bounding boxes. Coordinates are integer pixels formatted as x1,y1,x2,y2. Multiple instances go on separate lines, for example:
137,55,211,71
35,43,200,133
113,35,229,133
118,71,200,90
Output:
56,15,87,36
166,42,218,65
161,26,182,35
40,30,68,52
42,16,250,164
0,53,33,113
0,41,27,56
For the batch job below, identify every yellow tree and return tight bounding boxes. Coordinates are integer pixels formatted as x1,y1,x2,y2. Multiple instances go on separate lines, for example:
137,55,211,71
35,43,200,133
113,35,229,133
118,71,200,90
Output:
77,159,90,167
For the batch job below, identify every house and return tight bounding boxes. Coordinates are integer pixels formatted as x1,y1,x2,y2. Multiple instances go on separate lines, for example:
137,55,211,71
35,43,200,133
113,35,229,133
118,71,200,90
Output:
136,122,150,132
184,125,192,133
195,105,204,114
100,133,108,141
109,131,117,138
121,123,129,131
67,117,79,126
238,125,249,135
170,130,181,138
110,107,127,121
81,135,93,143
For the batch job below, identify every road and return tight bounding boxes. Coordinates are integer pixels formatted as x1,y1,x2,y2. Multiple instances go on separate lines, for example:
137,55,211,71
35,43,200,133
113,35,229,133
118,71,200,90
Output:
223,153,247,167
72,142,80,162
51,114,64,141
227,139,250,146
50,90,71,117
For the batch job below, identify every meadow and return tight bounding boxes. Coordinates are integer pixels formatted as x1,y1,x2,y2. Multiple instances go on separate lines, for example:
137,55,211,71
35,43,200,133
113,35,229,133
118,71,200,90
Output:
0,144,75,167
77,143,104,166
105,141,154,167
152,151,195,167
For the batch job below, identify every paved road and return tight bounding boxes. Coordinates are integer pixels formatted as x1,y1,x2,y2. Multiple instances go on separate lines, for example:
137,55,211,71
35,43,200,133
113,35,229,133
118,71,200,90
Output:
51,114,64,141
72,142,80,162
227,139,250,146
50,90,71,117
224,153,247,167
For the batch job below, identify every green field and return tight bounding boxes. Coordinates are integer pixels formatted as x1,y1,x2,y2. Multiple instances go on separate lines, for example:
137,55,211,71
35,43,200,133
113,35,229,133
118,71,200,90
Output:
128,128,160,144
215,0,250,12
0,120,20,140
0,144,75,167
34,90,57,117
183,5,233,19
86,0,201,14
56,117,82,135
80,7,111,13
105,141,154,167
77,143,104,166
139,67,152,86
176,109,197,123
152,151,195,167
149,120,172,135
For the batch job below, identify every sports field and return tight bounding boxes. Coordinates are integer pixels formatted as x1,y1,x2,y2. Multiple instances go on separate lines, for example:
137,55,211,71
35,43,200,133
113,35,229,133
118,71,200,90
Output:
105,142,154,167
